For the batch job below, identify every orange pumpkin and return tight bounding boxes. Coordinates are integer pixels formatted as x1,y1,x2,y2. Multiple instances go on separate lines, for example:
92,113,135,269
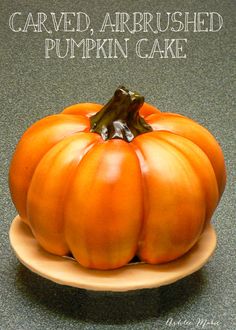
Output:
9,87,226,270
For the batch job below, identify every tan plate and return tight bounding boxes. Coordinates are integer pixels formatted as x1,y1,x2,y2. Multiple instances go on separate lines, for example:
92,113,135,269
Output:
9,216,217,292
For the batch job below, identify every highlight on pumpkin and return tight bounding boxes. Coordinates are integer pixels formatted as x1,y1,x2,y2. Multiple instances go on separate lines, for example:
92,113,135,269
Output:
9,87,226,270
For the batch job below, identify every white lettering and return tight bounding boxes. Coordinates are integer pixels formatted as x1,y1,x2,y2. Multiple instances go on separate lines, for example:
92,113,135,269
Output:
9,12,22,32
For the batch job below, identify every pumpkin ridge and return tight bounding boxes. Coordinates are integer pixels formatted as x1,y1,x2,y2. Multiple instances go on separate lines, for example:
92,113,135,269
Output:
132,134,207,263
62,135,103,258
27,133,101,255
62,103,102,117
145,113,226,196
147,129,220,197
130,141,150,261
151,131,219,225
64,139,142,269
9,114,90,223
64,137,107,264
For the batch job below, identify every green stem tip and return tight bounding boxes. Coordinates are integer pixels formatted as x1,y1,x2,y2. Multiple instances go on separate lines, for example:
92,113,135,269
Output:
90,86,153,142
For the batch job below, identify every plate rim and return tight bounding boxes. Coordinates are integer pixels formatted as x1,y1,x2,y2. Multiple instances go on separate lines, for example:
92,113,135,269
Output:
9,215,217,292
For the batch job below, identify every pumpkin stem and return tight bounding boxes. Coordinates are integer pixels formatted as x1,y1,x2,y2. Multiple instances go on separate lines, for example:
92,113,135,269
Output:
90,86,153,142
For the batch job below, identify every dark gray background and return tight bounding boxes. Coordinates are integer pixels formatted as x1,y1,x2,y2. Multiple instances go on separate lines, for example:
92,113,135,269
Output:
1,0,235,329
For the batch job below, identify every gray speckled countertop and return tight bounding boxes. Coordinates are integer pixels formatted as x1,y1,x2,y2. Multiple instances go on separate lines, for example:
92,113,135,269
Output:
1,0,235,329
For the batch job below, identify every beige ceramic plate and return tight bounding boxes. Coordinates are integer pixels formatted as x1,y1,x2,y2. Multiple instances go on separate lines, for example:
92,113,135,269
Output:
9,216,216,292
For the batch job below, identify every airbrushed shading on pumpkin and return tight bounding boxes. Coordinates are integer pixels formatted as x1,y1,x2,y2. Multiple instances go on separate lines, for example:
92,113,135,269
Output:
9,87,226,270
